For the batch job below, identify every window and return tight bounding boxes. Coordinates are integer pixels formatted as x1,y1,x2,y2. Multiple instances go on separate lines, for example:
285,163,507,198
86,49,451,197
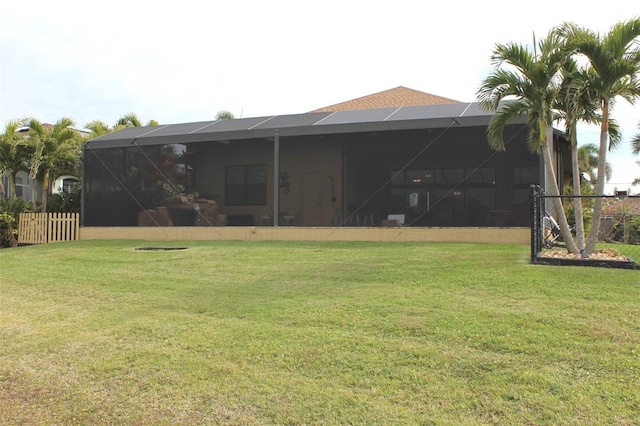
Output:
514,167,539,185
15,171,31,201
513,167,539,205
405,169,434,185
387,167,496,226
225,165,267,205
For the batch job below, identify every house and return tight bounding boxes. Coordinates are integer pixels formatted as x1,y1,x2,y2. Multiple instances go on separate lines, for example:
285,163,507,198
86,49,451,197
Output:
82,87,571,229
1,170,34,202
600,196,640,243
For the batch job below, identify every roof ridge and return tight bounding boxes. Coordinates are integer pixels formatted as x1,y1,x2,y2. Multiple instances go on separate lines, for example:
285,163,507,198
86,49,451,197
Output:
310,86,460,113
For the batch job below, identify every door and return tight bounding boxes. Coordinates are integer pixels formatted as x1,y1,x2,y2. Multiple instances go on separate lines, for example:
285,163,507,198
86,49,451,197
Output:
301,172,323,225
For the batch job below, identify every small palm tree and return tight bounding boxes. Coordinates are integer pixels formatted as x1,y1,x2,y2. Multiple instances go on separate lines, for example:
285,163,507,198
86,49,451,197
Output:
115,112,143,128
85,114,159,141
84,120,113,138
215,110,235,120
0,120,29,198
23,118,83,211
632,162,640,187
477,31,580,253
578,143,612,185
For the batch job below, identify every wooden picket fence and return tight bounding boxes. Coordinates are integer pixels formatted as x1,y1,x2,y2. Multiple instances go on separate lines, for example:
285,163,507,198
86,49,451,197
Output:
18,212,80,245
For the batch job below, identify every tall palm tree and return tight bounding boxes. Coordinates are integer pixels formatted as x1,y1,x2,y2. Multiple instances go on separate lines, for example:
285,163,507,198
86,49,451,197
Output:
555,59,623,250
558,18,640,253
0,120,29,198
23,118,83,211
477,32,580,253
555,59,597,250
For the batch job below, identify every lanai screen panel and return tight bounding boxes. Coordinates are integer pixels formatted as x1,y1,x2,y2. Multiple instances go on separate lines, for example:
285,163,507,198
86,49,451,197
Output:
82,102,544,227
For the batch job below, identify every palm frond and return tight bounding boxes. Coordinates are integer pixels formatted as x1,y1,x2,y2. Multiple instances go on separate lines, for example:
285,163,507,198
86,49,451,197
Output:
602,17,640,59
632,125,640,155
116,113,142,128
477,69,530,109
606,119,622,148
485,100,529,151
85,120,112,137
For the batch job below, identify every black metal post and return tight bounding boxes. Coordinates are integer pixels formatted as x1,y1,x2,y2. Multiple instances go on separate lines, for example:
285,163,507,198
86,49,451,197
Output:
273,130,280,227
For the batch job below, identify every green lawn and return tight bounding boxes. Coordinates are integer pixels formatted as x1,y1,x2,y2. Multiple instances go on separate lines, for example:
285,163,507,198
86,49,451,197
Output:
1,240,638,424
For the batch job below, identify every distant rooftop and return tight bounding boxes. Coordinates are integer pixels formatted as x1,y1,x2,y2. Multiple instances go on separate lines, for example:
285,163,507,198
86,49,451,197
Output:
604,197,640,215
310,86,459,112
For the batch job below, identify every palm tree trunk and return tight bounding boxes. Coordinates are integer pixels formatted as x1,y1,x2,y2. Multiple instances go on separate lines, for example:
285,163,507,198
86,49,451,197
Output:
569,126,586,251
542,126,580,254
9,173,17,199
585,115,609,253
40,170,50,213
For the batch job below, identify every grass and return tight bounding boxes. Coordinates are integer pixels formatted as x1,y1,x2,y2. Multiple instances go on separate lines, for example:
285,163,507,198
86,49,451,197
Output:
1,240,639,424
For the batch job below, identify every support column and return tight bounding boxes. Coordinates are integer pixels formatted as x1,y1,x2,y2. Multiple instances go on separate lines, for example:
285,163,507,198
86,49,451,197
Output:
273,130,280,226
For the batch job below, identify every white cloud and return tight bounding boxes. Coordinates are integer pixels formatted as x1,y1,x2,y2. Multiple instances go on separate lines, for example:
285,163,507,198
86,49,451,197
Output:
2,0,639,190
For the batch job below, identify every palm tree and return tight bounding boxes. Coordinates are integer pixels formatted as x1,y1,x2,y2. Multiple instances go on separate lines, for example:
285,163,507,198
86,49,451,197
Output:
0,120,29,198
555,59,598,250
115,112,143,128
633,127,640,187
556,60,624,250
631,162,640,187
558,18,640,253
84,120,113,138
215,110,235,120
633,124,640,155
477,32,580,253
23,118,83,211
578,143,612,185
115,113,158,128
85,114,159,140
552,42,621,251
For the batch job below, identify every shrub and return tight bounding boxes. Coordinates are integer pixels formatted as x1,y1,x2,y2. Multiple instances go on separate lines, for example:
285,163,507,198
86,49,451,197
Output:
0,198,33,248
626,216,640,245
610,215,640,244
562,183,594,228
0,212,17,248
47,184,81,213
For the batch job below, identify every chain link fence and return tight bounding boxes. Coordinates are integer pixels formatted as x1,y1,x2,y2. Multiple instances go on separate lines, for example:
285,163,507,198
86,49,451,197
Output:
530,185,640,269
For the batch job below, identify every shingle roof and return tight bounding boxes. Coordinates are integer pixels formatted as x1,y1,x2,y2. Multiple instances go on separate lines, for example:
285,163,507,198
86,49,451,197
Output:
310,86,460,112
604,197,640,216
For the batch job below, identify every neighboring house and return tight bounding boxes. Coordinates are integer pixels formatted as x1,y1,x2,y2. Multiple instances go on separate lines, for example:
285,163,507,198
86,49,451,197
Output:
1,124,87,203
310,86,459,112
604,196,640,216
601,196,640,242
1,170,34,202
82,87,572,227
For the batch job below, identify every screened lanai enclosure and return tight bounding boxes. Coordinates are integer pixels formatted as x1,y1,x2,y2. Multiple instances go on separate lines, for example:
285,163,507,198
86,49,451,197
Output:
82,103,570,228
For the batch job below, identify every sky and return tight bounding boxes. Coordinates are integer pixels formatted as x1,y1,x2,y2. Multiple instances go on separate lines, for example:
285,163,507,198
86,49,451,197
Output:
1,0,639,194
